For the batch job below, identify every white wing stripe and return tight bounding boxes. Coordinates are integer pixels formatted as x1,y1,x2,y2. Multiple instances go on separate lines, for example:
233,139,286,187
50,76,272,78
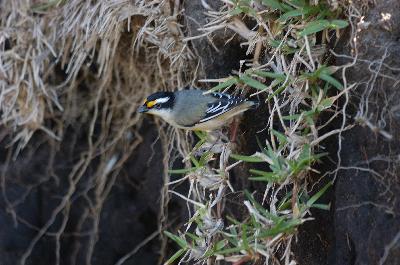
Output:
201,99,245,123
200,109,230,122
207,102,229,114
199,93,247,123
207,102,222,113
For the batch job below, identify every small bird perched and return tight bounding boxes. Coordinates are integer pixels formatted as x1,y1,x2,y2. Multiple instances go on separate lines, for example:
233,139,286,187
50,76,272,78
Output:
138,89,259,131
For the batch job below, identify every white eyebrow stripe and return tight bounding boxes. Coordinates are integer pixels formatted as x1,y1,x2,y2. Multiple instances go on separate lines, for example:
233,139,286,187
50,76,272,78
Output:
155,97,170,104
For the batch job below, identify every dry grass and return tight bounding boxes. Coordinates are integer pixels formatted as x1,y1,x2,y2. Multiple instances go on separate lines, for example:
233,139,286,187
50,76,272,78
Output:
1,1,196,264
0,0,196,151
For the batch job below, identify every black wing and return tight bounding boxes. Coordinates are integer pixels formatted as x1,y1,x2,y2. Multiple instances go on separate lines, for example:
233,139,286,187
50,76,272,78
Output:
198,92,246,123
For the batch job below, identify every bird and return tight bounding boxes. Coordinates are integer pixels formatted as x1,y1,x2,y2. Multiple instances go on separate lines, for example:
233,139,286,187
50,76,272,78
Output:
138,89,259,131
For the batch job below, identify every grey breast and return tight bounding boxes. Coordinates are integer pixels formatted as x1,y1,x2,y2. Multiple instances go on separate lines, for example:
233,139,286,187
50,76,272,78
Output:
172,90,214,127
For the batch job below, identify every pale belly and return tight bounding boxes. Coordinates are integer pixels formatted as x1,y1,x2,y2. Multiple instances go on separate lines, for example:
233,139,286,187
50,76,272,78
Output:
152,101,254,131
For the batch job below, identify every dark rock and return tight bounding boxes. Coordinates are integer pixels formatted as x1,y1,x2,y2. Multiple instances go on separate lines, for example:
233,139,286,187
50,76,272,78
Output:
330,1,400,265
0,120,188,265
183,0,249,79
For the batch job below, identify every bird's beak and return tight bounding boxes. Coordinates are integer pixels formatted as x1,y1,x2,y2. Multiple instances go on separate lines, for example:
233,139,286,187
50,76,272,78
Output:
138,105,148,113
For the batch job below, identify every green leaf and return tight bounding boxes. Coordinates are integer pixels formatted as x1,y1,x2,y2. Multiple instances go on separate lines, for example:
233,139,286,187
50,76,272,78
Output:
203,239,228,257
330,19,349,29
306,181,333,208
317,97,335,111
300,19,330,36
229,7,244,16
249,176,278,182
282,114,301,120
241,224,250,250
249,169,273,176
278,199,292,211
215,239,228,251
311,203,331,210
249,174,281,183
241,75,268,90
230,154,265,163
266,84,287,101
244,190,281,222
186,232,201,241
300,19,348,36
164,249,186,265
194,130,208,141
190,155,200,168
271,129,288,145
239,5,258,16
278,9,306,22
305,115,315,125
255,135,265,152
226,215,241,226
253,70,286,81
192,138,206,151
216,246,244,255
298,144,311,161
249,169,281,183
208,77,238,93
258,218,302,237
319,73,343,90
164,231,188,249
288,0,307,8
199,151,213,166
268,39,282,48
261,0,285,11
168,167,198,174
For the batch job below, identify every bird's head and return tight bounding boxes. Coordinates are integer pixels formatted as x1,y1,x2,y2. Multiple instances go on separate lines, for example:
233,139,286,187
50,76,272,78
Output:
138,91,175,115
